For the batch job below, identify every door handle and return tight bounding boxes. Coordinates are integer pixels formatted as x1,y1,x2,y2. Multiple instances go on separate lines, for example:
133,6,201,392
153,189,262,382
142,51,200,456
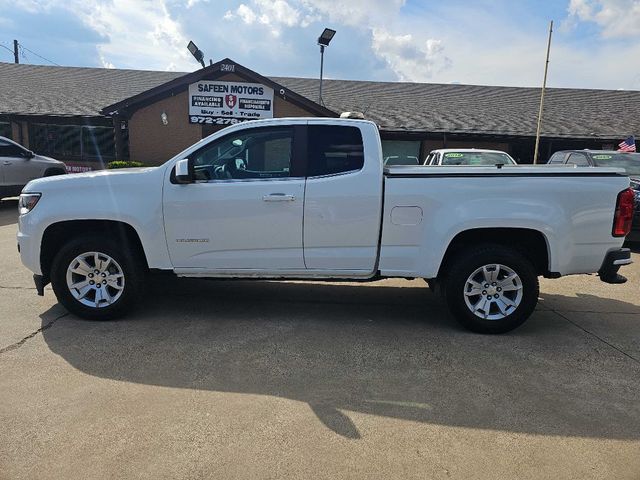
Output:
263,193,296,202
2,161,10,166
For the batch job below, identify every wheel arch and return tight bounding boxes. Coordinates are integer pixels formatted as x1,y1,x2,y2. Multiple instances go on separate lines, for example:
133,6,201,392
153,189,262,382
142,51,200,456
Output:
437,227,552,279
40,220,149,278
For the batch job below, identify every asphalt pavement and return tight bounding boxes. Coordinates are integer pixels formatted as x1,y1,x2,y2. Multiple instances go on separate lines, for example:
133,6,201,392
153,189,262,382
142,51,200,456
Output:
1,198,639,479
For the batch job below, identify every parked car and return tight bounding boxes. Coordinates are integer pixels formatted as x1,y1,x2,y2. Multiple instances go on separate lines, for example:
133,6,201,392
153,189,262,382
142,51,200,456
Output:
424,149,517,166
0,136,66,199
17,118,634,333
548,150,640,242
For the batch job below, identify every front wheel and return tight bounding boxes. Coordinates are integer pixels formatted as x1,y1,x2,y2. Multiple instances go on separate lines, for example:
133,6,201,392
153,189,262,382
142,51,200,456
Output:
443,245,539,334
50,236,144,320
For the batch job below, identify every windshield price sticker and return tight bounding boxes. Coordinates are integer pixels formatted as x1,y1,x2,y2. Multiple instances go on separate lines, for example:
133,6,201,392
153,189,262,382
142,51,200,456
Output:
188,80,274,123
445,153,464,158
593,154,612,160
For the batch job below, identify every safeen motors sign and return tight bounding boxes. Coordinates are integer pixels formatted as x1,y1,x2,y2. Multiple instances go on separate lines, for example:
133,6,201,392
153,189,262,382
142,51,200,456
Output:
188,80,274,125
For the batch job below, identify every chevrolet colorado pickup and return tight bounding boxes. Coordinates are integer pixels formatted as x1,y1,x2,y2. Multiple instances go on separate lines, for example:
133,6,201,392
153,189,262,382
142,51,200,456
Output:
17,118,635,333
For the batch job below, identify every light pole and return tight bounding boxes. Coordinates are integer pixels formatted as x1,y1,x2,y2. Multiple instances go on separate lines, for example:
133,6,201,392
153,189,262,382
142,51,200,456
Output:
317,28,336,106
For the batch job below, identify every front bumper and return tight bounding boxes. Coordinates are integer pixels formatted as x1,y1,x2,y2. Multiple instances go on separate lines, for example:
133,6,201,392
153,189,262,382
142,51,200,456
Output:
598,248,632,284
17,214,44,276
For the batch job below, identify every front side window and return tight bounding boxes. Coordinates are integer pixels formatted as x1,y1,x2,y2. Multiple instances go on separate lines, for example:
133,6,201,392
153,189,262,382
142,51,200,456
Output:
0,139,26,158
192,127,294,181
307,126,364,176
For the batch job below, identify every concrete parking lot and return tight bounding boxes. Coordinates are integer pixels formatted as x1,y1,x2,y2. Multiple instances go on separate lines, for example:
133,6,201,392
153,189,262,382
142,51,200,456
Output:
1,199,639,479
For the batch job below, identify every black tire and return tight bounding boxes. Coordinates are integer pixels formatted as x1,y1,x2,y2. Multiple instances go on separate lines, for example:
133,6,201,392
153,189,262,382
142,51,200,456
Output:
443,244,539,334
50,235,144,320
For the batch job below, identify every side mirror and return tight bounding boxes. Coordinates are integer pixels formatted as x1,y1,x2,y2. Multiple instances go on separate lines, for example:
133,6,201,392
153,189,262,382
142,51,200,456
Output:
174,158,193,184
25,150,35,159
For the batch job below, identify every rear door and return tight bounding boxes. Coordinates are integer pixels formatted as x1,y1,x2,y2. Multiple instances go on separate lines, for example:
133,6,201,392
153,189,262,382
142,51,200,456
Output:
303,123,384,273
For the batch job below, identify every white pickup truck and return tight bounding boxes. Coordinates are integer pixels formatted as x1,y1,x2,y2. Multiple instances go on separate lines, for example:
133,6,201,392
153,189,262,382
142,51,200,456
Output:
17,118,635,333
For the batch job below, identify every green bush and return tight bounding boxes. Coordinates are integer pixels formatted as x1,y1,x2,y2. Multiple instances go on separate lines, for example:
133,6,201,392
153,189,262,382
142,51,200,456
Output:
107,161,146,169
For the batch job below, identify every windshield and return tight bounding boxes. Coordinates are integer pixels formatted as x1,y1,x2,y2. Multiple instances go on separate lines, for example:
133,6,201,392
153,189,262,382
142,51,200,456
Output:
440,152,515,166
591,153,640,176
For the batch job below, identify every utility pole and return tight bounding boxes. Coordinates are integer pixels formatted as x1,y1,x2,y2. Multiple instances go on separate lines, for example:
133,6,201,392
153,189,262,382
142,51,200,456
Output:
533,21,553,164
13,39,19,64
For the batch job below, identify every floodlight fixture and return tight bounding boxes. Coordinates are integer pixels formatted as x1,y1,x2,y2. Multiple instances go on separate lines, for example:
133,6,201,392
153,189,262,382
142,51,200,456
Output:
317,28,336,47
317,28,336,105
187,40,205,68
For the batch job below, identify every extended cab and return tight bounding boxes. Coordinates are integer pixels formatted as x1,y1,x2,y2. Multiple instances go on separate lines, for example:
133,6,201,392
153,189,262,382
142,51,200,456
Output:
17,118,634,333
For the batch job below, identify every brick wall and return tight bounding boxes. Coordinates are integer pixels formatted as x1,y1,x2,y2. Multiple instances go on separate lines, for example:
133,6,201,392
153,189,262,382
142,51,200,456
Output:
128,90,202,165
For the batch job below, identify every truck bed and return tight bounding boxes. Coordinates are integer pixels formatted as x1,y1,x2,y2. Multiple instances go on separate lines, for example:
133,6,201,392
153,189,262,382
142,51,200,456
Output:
380,164,630,278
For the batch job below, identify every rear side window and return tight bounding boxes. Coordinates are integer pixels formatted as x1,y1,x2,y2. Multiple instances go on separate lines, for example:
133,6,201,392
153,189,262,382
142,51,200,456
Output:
566,153,590,166
307,126,364,176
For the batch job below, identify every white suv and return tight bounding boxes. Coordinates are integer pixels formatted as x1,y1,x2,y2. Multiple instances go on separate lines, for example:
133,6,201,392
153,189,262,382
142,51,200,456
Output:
0,136,67,199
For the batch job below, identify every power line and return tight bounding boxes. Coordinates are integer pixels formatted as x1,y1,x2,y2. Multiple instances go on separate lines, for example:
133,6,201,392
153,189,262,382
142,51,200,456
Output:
1,40,60,66
19,43,60,66
0,43,14,55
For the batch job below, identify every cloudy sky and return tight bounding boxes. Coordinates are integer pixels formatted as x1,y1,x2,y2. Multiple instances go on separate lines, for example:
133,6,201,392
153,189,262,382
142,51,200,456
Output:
1,0,639,90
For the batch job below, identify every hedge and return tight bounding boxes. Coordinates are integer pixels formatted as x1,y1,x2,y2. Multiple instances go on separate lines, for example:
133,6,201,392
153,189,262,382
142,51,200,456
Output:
107,161,146,169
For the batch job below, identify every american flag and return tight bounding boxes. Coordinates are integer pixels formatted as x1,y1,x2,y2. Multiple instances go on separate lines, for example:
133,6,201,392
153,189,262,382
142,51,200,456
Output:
618,136,636,152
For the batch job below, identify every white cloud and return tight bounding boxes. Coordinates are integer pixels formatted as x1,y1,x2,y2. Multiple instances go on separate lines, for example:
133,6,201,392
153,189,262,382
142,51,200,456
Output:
223,0,446,80
300,0,406,26
567,0,640,37
72,0,192,71
371,29,451,81
5,0,193,71
235,4,258,25
185,0,208,7
99,54,115,69
225,0,303,36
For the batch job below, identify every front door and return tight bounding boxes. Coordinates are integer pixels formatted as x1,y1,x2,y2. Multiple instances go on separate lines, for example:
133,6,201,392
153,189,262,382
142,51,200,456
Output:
0,139,38,186
163,126,306,272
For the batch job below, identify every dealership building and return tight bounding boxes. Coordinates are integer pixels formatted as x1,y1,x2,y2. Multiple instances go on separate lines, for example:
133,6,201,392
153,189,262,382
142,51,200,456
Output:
1,58,639,171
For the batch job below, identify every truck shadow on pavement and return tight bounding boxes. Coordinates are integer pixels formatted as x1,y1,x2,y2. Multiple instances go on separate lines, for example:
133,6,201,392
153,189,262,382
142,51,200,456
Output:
40,278,640,440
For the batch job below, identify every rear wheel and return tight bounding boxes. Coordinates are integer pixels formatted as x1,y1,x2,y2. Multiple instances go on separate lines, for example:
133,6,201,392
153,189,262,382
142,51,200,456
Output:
443,245,539,334
50,236,144,320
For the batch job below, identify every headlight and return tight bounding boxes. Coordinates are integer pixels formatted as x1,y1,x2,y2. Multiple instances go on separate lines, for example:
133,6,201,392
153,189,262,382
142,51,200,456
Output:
19,193,41,215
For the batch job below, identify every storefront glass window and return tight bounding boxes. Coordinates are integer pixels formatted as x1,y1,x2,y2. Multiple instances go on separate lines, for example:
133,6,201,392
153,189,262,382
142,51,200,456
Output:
382,140,421,166
0,122,11,139
29,124,115,161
